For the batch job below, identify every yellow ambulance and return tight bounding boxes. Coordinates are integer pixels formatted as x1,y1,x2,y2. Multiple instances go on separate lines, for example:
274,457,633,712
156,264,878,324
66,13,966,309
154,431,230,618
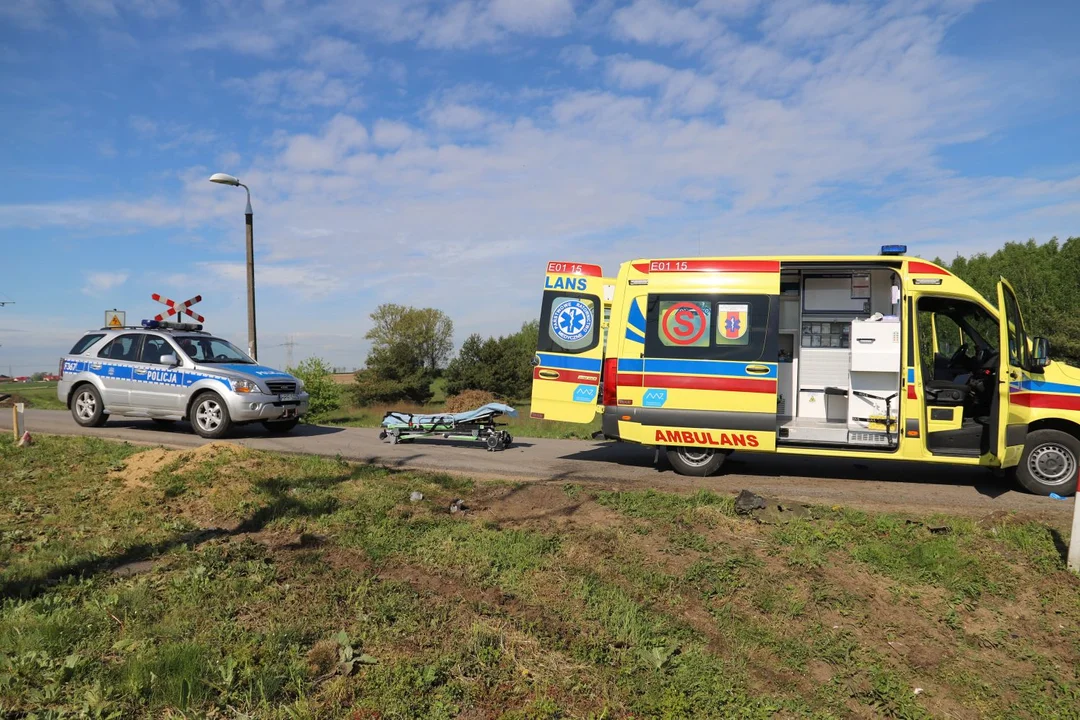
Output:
530,249,1080,495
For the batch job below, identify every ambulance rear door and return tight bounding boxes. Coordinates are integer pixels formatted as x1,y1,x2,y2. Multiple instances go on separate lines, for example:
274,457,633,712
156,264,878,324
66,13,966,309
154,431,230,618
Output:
531,261,607,424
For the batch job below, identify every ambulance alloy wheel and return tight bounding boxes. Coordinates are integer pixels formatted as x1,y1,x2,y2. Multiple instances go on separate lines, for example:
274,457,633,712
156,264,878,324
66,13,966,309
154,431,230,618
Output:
1014,429,1078,496
666,446,728,477
191,392,232,439
71,384,106,428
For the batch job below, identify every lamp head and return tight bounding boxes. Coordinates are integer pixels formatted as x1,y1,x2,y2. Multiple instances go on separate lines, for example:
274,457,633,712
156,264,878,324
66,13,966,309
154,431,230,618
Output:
209,173,241,186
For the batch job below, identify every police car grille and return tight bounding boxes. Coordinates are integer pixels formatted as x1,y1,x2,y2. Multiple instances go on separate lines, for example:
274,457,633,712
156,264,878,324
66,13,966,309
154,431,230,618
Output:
267,381,297,394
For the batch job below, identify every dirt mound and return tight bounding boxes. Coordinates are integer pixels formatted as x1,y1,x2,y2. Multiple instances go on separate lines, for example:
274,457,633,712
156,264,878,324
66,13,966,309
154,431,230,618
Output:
111,442,244,488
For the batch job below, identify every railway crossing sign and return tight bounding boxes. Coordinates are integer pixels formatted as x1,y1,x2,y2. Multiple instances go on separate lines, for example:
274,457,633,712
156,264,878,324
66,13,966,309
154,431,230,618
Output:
104,309,126,328
151,293,205,323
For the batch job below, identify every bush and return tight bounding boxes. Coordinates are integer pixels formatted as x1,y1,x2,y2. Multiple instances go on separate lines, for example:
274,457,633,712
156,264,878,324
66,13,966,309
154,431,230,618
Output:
287,357,341,422
352,368,434,407
444,321,538,401
444,390,496,413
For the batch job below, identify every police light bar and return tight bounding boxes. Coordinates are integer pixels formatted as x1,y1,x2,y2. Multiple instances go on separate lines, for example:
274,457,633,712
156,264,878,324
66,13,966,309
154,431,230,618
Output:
142,319,203,331
880,245,907,256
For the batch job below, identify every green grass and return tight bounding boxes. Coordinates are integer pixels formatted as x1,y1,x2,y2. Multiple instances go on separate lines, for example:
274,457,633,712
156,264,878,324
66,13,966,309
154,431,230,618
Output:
0,381,64,410
0,434,1078,718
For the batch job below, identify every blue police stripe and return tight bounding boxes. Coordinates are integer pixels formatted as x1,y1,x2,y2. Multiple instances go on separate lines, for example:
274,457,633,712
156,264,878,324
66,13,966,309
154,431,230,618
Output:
617,358,776,378
535,353,602,371
1017,379,1080,395
627,300,646,334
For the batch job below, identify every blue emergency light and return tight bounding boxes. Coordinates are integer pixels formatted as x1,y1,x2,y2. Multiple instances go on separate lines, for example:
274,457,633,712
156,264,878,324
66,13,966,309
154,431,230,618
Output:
880,245,907,256
141,319,160,328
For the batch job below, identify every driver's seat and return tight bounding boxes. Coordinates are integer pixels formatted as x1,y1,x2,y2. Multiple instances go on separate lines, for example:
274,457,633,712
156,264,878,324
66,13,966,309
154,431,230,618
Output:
924,379,968,406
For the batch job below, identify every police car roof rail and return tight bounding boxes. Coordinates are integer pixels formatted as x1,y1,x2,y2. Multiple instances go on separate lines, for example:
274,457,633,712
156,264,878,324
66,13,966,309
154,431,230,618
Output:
96,324,210,334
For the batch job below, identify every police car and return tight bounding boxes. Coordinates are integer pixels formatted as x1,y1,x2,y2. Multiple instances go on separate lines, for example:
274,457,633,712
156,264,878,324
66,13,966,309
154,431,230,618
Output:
57,321,310,438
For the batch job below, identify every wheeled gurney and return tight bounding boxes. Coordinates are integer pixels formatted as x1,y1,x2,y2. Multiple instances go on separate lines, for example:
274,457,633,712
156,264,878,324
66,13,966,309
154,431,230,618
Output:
379,403,517,451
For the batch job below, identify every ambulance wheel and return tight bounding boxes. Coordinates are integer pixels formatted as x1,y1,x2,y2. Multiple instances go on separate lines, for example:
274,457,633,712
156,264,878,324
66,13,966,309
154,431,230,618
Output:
191,392,232,439
71,384,106,428
1014,429,1078,496
666,446,728,477
262,418,299,434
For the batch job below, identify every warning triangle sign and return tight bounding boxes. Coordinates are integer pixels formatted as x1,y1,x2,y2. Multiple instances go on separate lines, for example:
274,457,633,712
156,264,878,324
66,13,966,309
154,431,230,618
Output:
109,316,122,327
105,310,125,328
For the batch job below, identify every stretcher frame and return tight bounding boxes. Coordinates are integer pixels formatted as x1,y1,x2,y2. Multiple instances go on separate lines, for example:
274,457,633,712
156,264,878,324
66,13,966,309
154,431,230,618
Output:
378,409,514,451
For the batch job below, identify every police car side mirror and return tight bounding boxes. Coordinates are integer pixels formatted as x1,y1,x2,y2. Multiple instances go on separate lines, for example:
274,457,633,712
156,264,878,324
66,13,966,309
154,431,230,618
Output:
160,353,179,367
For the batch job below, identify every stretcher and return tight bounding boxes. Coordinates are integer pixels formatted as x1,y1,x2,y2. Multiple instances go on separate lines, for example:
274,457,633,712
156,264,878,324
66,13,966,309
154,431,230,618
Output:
379,403,516,451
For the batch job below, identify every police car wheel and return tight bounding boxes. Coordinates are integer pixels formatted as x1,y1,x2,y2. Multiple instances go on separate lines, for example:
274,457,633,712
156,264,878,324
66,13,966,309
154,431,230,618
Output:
1014,429,1078,496
71,384,106,427
262,418,299,434
665,446,728,477
191,392,232,439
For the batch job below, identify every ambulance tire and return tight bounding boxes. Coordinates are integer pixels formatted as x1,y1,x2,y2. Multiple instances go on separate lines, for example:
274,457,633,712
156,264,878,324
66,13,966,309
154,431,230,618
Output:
190,392,232,439
1014,429,1079,496
666,446,729,477
71,384,107,428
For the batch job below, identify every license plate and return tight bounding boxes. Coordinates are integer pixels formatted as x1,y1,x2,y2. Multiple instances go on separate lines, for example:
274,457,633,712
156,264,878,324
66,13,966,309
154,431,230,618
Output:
279,393,298,402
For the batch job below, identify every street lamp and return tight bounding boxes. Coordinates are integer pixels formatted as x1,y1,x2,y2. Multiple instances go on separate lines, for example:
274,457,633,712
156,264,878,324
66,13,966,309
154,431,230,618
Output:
209,172,258,362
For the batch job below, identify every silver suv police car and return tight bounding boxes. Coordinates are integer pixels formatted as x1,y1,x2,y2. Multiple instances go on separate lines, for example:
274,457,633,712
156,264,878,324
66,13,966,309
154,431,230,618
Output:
57,323,309,438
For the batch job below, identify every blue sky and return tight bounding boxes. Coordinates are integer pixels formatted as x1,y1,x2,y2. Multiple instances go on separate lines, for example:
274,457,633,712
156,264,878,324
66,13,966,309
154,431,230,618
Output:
1,0,1078,374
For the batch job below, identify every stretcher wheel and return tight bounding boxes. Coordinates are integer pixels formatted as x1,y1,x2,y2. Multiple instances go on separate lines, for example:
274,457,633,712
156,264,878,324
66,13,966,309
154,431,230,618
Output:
503,433,513,448
379,430,387,440
485,434,501,451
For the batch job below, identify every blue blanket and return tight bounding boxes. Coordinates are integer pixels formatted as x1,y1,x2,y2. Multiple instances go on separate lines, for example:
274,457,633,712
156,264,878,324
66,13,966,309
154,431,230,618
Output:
382,402,517,427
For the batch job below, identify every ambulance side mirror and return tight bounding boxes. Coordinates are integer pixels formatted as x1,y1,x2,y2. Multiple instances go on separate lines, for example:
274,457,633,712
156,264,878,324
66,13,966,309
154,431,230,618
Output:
160,354,179,367
1031,337,1050,369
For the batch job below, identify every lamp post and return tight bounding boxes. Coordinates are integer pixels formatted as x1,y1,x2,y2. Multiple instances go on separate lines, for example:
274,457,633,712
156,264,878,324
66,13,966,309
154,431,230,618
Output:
209,173,258,362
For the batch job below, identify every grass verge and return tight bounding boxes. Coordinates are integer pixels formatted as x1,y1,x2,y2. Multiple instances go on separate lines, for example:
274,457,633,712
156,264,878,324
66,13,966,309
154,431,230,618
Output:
0,435,1077,718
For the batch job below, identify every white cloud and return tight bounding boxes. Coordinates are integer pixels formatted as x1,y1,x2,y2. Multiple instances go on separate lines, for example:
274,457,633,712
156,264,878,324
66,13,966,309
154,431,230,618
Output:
0,0,51,29
559,44,599,69
428,103,491,130
611,0,724,48
225,69,360,110
488,0,575,34
372,119,416,149
82,271,129,296
302,36,371,75
281,114,369,171
185,30,279,56
199,262,345,298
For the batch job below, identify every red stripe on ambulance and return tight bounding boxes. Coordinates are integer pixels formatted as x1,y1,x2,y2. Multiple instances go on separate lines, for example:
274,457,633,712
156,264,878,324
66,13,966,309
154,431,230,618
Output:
1009,393,1080,412
546,261,603,277
631,260,780,274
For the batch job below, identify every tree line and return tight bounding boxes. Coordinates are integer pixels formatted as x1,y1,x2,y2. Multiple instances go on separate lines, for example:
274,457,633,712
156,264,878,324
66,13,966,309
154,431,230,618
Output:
937,236,1080,364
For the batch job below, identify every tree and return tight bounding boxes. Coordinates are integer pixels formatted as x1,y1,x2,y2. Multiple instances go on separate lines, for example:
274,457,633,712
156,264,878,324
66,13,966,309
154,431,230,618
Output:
287,357,341,422
444,321,538,401
937,237,1080,364
352,304,455,406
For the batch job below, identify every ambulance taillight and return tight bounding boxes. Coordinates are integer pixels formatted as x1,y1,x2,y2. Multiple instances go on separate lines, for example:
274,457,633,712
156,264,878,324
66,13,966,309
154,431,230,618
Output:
602,358,619,407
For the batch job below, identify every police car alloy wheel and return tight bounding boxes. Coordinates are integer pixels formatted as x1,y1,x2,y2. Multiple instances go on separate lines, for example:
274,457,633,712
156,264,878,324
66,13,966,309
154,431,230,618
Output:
191,393,232,439
71,385,106,427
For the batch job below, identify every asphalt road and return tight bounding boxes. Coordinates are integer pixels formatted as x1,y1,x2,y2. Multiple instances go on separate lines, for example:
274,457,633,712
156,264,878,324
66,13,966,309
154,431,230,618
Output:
3,409,1074,524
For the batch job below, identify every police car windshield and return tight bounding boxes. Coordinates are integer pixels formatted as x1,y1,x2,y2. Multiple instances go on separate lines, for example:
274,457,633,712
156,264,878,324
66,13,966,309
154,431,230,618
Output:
177,336,253,364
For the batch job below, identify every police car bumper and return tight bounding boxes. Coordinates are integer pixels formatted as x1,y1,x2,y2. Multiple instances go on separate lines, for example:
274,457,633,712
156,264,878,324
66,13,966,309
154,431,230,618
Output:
226,392,310,422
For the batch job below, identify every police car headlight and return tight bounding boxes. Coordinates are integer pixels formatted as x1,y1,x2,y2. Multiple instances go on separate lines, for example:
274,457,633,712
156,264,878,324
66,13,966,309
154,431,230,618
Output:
295,378,305,391
233,379,259,394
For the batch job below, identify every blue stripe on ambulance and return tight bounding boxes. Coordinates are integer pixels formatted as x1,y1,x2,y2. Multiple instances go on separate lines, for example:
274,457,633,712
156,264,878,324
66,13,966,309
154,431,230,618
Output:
627,300,646,335
1015,379,1080,395
625,327,645,343
907,368,915,384
618,358,777,379
535,353,603,372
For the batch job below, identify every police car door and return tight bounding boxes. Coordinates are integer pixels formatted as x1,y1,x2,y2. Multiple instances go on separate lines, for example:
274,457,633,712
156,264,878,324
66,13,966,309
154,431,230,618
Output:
531,262,606,424
131,335,184,412
95,333,144,408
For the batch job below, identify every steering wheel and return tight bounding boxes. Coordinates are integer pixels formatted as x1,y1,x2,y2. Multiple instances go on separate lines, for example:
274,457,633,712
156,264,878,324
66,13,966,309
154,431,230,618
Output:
948,344,974,371
214,353,230,361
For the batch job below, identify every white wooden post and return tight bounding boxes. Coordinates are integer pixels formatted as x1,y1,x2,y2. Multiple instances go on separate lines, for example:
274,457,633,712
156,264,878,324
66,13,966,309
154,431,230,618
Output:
1068,489,1080,574
12,403,24,440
